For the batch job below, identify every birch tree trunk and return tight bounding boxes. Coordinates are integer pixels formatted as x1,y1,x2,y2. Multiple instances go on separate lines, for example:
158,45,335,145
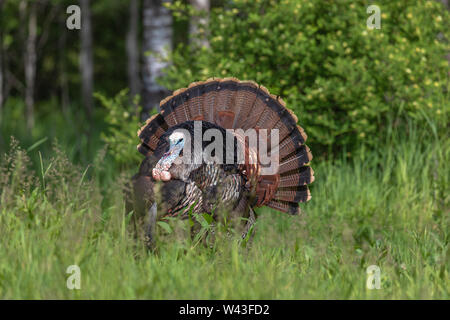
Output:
189,0,210,48
24,1,37,130
142,0,172,115
126,0,140,106
80,0,93,118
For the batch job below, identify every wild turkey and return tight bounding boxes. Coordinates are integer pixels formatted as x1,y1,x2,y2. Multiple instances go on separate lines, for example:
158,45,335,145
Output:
126,78,314,245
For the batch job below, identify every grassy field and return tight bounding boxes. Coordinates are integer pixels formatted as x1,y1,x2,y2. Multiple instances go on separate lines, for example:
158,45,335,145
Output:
0,125,448,299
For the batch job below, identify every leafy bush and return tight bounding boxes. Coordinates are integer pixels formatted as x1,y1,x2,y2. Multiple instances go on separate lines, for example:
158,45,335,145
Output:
162,0,449,155
96,90,143,166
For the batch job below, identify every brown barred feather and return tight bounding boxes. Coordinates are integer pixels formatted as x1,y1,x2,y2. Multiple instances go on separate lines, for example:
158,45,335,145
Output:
137,113,168,153
279,166,314,188
266,199,300,215
241,98,266,130
274,186,310,203
233,82,258,128
279,145,312,174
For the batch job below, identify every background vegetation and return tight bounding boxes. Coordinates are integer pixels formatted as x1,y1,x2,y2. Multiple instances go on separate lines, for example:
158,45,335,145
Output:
0,0,448,299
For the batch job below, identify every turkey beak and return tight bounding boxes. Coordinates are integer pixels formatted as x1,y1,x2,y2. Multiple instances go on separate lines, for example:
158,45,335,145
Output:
152,143,183,181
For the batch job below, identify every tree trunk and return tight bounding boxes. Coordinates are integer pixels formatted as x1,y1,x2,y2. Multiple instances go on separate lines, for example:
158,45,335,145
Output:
80,0,94,118
142,0,172,116
126,0,140,108
189,0,210,48
58,14,70,116
24,1,37,130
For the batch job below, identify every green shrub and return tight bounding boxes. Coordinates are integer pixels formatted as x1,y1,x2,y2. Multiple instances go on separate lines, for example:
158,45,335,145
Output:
96,90,143,166
162,0,449,155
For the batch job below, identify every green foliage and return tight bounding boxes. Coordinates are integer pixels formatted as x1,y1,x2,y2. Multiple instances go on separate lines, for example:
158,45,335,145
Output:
96,90,143,166
162,0,449,155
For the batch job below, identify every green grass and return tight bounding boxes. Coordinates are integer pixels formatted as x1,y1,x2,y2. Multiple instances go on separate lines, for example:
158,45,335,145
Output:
0,126,448,299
